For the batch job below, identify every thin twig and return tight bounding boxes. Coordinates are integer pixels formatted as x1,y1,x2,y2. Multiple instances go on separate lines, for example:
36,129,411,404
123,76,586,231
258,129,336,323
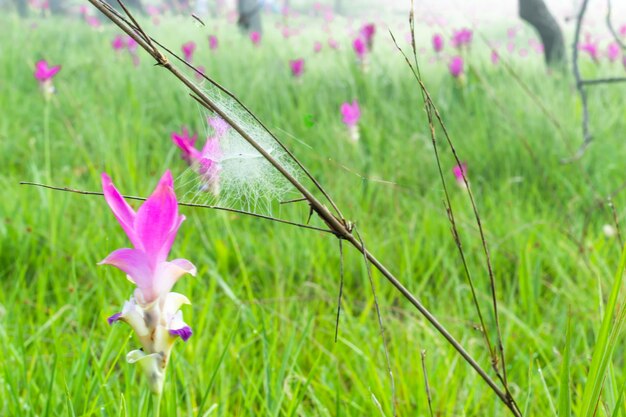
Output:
421,350,435,417
606,0,626,50
580,77,626,86
334,238,345,343
608,198,624,247
19,182,335,235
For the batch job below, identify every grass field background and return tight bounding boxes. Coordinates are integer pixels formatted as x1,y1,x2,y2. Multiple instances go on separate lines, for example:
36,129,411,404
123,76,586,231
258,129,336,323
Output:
1,6,626,416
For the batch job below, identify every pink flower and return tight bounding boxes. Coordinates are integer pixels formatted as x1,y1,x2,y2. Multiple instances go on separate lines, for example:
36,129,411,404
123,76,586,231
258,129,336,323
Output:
208,35,218,50
432,33,444,53
607,42,620,62
449,56,464,78
290,58,304,77
491,50,499,64
126,37,138,53
579,35,599,62
99,171,196,305
34,60,61,82
620,24,626,37
328,38,339,49
453,163,467,184
250,31,261,45
182,41,196,63
171,127,199,164
340,100,361,127
195,66,206,82
313,41,322,53
360,23,376,48
85,15,100,28
451,28,473,49
353,37,367,61
112,35,125,51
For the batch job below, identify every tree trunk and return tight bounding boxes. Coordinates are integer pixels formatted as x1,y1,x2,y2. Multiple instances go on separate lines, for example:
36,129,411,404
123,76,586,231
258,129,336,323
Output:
237,0,262,33
519,0,566,66
14,0,29,17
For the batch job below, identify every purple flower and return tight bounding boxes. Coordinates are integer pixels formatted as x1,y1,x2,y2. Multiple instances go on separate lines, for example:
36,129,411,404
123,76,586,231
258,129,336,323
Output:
432,33,444,53
182,41,196,63
360,23,376,49
340,100,361,127
290,58,304,77
451,28,473,49
195,66,206,82
491,50,499,64
112,35,125,51
579,35,599,62
328,38,339,49
353,37,367,61
607,42,620,62
34,60,61,82
99,171,196,305
171,127,199,164
208,35,218,50
313,41,322,53
250,31,261,45
448,56,464,78
453,162,467,185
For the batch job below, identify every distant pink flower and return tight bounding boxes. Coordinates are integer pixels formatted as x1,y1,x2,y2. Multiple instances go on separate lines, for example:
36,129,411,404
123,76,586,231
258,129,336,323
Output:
451,28,473,49
340,100,361,127
171,127,199,164
250,31,261,45
195,66,205,82
449,56,464,78
182,41,196,63
432,33,444,53
491,50,499,64
208,35,218,50
100,170,196,306
127,37,138,53
607,42,620,62
507,27,517,39
353,37,367,61
78,4,88,15
85,15,100,28
579,35,599,62
452,163,467,185
34,60,61,83
507,42,515,53
112,35,125,51
290,58,305,78
360,23,376,49
620,24,626,37
314,41,322,53
328,38,339,49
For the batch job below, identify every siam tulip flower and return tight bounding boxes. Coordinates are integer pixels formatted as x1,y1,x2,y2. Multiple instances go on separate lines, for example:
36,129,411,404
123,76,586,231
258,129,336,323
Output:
432,33,444,53
620,24,626,37
171,127,199,164
579,35,599,62
353,37,367,62
607,42,620,63
147,5,160,24
313,41,322,53
85,15,101,28
182,41,196,63
340,100,361,142
34,59,61,96
452,162,468,187
328,38,339,49
507,27,517,39
102,170,196,395
451,28,473,49
208,35,218,50
127,37,140,66
491,50,499,65
289,58,304,78
507,42,515,53
250,31,261,45
448,56,464,78
112,35,125,51
360,23,376,50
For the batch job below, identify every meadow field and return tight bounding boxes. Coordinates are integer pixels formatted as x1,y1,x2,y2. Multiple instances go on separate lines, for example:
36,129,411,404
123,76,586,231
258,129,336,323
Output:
2,2,626,416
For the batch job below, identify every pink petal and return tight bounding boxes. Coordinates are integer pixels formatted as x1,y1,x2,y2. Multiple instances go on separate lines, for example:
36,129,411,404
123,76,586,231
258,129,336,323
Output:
134,171,181,265
101,173,141,249
154,258,197,297
99,248,153,290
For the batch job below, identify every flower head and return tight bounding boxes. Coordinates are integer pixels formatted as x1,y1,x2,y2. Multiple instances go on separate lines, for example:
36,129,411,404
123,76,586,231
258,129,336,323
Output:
314,41,322,53
360,23,376,48
579,35,599,62
607,42,620,62
34,60,61,83
453,162,467,185
451,28,473,49
112,35,125,51
182,41,196,63
171,127,200,164
491,49,500,65
208,35,218,50
353,37,367,61
432,33,444,53
290,58,305,78
449,56,464,78
340,100,361,127
250,31,261,45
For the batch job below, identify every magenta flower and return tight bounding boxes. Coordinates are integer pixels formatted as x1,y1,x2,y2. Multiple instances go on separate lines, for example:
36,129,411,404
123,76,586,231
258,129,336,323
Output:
85,15,101,28
34,60,61,83
195,65,206,82
491,50,500,65
208,35,218,50
314,41,322,53
453,162,468,185
451,28,473,49
353,37,367,61
182,41,196,63
620,24,626,37
449,56,464,78
432,33,444,53
360,23,376,49
250,31,261,45
607,42,620,62
579,36,599,62
328,38,339,49
341,100,361,142
171,127,199,164
290,58,305,78
112,35,125,51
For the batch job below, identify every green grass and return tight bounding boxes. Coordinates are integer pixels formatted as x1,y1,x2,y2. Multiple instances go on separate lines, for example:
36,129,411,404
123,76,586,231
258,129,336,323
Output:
1,10,626,416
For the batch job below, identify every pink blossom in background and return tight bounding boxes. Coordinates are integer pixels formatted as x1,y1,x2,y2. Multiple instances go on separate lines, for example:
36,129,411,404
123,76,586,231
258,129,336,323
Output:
208,35,218,50
620,24,626,37
182,41,196,63
85,15,100,28
340,100,361,127
448,56,464,78
250,31,261,45
507,27,517,39
451,28,473,49
328,38,339,49
34,60,61,83
112,35,125,51
313,41,322,53
432,33,444,53
289,58,305,78
491,50,499,64
453,163,468,185
579,35,599,62
507,42,515,53
353,37,367,61
195,66,205,82
127,37,139,66
360,23,376,49
519,48,528,57
607,42,620,62
171,127,199,164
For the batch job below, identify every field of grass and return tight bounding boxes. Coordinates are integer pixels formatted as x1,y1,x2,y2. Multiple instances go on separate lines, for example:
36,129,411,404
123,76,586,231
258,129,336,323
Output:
2,7,626,416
